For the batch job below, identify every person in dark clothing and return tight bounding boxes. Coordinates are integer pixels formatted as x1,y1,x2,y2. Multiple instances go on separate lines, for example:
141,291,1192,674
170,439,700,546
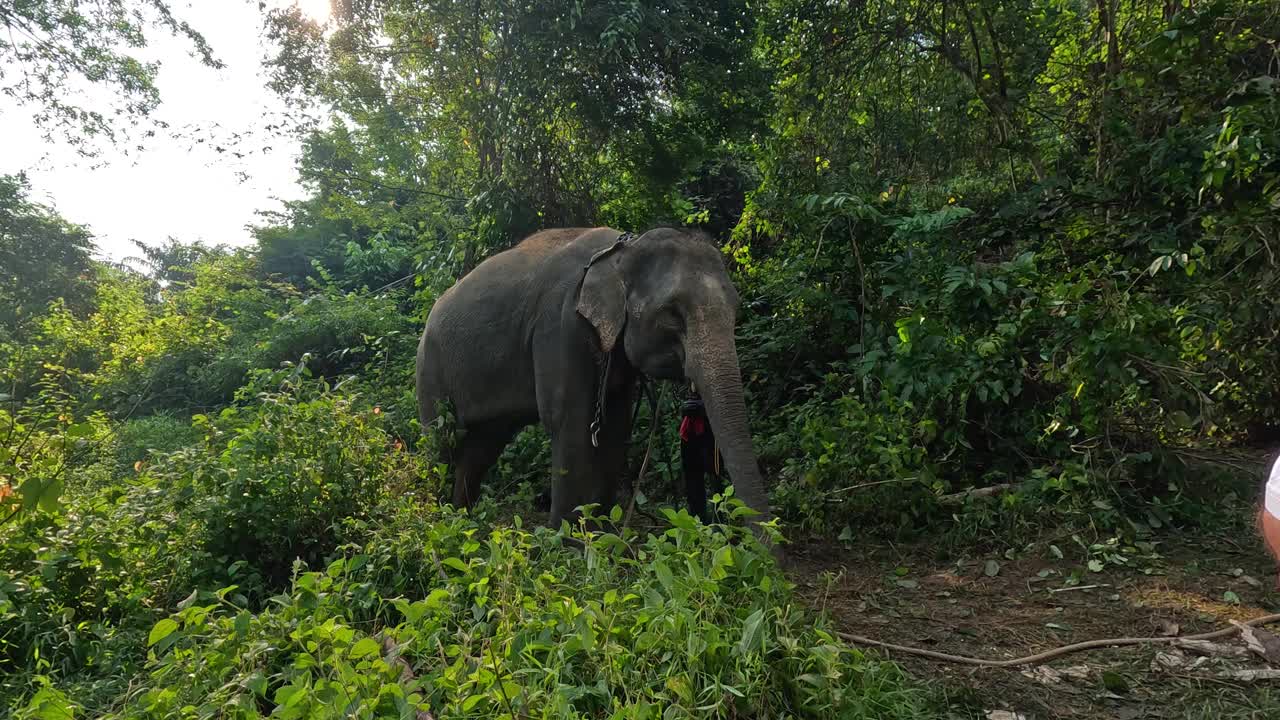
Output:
680,389,724,523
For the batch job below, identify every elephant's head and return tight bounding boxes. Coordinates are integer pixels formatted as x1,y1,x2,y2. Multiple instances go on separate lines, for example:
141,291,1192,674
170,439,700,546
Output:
576,227,777,546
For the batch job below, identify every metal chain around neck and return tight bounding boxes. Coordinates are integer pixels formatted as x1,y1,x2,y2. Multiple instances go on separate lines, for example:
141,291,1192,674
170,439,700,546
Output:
590,349,612,447
586,230,638,448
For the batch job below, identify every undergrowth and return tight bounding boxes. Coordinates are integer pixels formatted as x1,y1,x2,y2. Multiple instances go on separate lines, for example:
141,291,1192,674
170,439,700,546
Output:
1,377,938,718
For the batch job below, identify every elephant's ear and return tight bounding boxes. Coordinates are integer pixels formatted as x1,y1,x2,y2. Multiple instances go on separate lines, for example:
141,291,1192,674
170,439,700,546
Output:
576,260,627,354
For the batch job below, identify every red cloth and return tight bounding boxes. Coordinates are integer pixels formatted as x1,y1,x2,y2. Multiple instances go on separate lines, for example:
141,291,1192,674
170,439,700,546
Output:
679,416,705,442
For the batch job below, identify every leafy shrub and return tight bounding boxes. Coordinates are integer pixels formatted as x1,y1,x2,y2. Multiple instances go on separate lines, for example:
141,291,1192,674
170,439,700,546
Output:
1,375,433,712
490,425,554,504
116,501,929,719
1,376,114,509
720,0,1280,542
765,389,935,537
0,466,177,709
151,372,423,592
22,253,414,418
251,289,415,379
113,414,201,475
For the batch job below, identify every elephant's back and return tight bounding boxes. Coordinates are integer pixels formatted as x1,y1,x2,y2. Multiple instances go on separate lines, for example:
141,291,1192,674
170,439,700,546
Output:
430,227,619,317
417,227,620,424
515,227,602,256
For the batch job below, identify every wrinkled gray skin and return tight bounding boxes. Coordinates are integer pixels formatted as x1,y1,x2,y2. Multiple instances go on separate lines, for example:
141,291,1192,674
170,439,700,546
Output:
416,227,777,550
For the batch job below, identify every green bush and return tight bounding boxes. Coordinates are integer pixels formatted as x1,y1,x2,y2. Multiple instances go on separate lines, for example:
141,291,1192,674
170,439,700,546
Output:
765,388,936,537
722,0,1280,540
252,290,415,378
152,373,423,592
1,376,432,712
0,468,178,709
114,501,928,719
113,414,201,475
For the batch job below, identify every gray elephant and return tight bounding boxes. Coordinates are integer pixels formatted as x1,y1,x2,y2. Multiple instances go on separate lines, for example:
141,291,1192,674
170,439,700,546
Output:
415,226,776,547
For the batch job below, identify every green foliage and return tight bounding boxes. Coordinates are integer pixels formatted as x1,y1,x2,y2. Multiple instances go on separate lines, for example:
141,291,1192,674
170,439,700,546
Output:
254,289,415,380
0,0,218,153
112,414,201,476
3,0,1279,713
151,373,423,591
0,388,179,707
766,390,934,537
0,174,96,339
2,377,929,716
0,378,429,711
18,250,414,417
0,377,111,519
258,0,768,289
118,502,925,719
726,0,1280,539
1,474,159,699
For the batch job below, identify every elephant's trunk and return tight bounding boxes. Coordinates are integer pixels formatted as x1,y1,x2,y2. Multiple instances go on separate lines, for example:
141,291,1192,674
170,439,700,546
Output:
684,324,778,551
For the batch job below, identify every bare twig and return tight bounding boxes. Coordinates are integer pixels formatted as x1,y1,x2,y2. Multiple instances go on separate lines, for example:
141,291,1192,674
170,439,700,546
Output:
828,478,907,495
1217,669,1280,681
623,386,666,530
1046,583,1110,594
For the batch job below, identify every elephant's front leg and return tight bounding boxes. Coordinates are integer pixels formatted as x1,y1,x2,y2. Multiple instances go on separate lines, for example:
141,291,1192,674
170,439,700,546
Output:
548,384,635,531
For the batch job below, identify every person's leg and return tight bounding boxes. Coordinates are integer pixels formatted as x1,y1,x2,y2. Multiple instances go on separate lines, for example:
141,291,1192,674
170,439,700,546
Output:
682,432,709,522
1261,507,1280,590
1264,455,1280,590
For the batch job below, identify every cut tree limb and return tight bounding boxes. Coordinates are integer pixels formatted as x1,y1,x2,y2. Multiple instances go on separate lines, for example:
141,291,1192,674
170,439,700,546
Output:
1217,669,1280,682
1231,620,1280,665
1173,639,1250,658
939,483,1015,505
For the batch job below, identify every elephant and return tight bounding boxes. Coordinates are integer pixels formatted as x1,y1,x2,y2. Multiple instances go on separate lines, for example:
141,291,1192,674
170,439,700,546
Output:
415,226,777,550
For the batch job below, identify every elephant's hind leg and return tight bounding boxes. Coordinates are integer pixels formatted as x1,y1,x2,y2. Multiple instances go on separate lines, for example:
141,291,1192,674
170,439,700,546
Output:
451,421,519,509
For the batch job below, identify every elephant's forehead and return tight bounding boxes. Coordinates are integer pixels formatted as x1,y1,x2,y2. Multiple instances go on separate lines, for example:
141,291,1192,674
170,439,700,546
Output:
697,272,738,305
686,274,736,316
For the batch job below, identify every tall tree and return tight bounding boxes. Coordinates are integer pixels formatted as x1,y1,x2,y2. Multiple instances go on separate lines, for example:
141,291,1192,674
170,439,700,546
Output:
263,0,768,273
0,174,95,337
0,0,218,154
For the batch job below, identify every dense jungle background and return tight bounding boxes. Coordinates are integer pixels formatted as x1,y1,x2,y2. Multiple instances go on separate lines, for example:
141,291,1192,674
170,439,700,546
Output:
3,0,1279,717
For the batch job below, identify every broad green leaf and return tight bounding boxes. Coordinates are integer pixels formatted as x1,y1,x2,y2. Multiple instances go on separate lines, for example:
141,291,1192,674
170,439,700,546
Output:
38,479,62,513
65,423,93,439
442,557,470,573
245,672,268,697
21,686,75,720
148,618,179,647
234,611,251,637
654,561,674,592
350,637,381,659
736,608,766,656
275,684,307,707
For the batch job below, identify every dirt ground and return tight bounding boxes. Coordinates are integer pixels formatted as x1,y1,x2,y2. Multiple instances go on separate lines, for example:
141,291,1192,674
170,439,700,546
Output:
786,531,1280,719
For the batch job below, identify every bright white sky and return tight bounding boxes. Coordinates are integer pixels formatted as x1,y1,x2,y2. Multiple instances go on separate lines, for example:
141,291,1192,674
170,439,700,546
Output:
0,0,334,262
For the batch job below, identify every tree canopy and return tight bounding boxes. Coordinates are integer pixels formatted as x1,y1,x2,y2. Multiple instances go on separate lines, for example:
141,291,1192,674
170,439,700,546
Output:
0,174,95,337
0,0,217,153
